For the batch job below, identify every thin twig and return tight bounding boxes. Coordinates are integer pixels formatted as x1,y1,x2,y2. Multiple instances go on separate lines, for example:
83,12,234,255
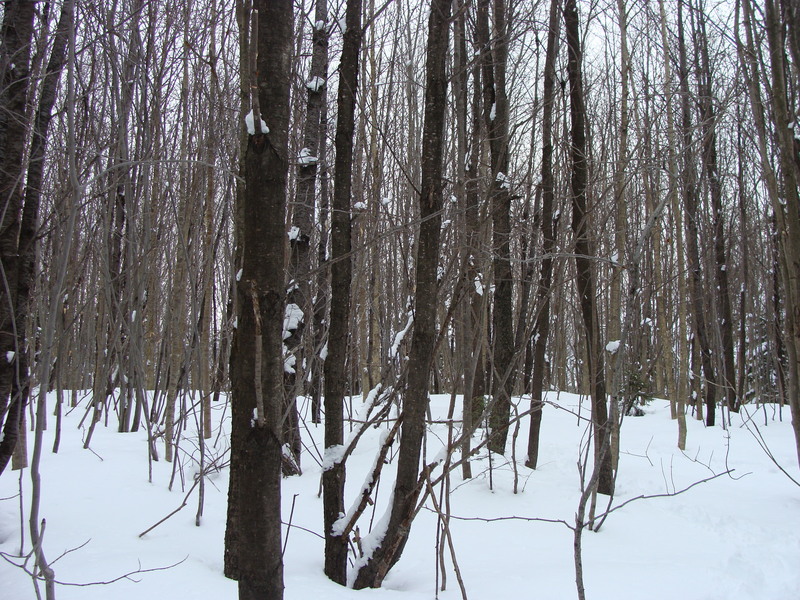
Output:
138,479,200,538
0,551,187,586
282,494,299,556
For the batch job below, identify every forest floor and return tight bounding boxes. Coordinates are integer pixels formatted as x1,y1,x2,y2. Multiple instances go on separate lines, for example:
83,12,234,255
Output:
2,391,799,599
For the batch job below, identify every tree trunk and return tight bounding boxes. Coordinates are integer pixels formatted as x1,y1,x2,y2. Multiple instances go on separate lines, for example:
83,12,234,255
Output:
763,0,800,465
0,1,37,476
678,0,717,427
608,0,629,384
477,0,516,456
658,0,687,449
564,0,614,496
452,0,473,479
352,0,451,587
323,0,361,584
695,2,737,414
286,0,328,471
526,0,560,470
225,4,292,599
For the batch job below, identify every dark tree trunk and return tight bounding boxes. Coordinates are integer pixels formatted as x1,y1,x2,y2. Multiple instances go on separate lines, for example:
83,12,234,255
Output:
322,0,361,585
453,0,472,479
225,4,293,599
461,52,486,479
0,1,37,476
526,0,560,470
310,92,330,426
678,0,717,426
296,0,328,431
564,0,614,496
476,0,516,456
351,0,451,588
764,0,800,465
695,2,737,414
284,0,329,468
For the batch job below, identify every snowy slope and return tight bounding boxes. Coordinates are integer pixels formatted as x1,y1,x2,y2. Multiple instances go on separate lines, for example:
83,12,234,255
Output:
2,391,799,599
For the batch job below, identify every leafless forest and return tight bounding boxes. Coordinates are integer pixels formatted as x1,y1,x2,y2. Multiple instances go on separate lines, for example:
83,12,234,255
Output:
1,0,799,598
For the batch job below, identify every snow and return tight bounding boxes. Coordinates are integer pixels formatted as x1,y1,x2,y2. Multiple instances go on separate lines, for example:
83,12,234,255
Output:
353,201,367,211
322,444,346,471
362,384,382,409
489,102,496,121
244,109,269,135
496,172,510,189
389,312,414,359
297,148,318,166
235,268,242,281
474,276,484,296
2,391,800,600
314,20,326,31
283,303,304,339
606,340,621,353
284,352,296,374
5,351,14,362
305,77,325,93
350,491,394,583
288,226,301,241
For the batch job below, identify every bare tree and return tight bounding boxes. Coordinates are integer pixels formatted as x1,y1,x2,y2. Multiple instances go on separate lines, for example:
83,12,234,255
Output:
0,0,36,476
694,0,737,415
526,0,560,470
352,0,452,588
761,0,800,464
677,0,717,426
322,0,362,585
225,3,293,598
477,0,516,456
564,0,614,496
286,0,328,449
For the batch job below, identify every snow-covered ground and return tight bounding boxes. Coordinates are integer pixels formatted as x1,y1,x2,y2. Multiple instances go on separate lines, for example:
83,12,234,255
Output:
2,391,799,599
